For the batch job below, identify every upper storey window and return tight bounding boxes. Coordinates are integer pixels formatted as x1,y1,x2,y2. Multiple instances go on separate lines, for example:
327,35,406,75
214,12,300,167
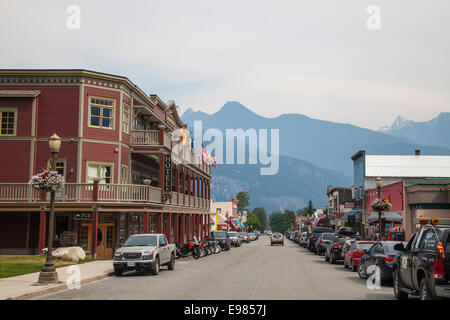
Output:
0,108,17,136
88,97,114,130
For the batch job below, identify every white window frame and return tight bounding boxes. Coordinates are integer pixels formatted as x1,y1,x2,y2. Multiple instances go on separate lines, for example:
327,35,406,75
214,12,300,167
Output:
0,108,17,136
122,103,130,134
88,96,115,130
86,161,114,184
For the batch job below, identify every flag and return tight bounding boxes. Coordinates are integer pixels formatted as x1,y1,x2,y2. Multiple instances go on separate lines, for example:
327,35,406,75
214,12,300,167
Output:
437,241,446,259
180,127,187,145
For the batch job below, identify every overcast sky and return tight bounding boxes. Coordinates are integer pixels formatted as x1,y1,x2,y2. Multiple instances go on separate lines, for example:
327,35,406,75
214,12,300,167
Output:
1,0,449,130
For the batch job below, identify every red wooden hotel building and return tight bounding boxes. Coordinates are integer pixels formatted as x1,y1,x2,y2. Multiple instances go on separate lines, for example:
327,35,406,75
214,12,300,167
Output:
0,69,212,259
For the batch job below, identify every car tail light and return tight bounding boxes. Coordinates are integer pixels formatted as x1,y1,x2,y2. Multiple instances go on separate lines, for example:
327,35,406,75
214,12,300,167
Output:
333,244,342,248
384,256,394,265
320,240,323,244
433,257,446,280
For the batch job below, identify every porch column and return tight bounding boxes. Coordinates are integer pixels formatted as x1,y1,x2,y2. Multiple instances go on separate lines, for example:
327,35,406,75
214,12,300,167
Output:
158,212,164,234
174,213,179,243
182,168,186,206
187,171,191,206
181,213,185,242
200,214,204,240
91,211,98,257
191,214,195,240
167,212,172,243
143,212,149,234
208,214,211,237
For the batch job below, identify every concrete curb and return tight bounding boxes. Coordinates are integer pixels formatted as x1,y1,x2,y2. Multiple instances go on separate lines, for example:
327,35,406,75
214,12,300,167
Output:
6,271,114,300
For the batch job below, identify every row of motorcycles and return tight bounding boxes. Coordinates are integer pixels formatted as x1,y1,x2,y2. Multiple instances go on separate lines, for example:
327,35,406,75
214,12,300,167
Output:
175,237,222,259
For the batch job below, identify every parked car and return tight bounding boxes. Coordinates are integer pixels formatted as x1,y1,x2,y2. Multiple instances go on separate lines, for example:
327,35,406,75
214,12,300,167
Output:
209,231,231,251
324,235,351,263
271,233,284,246
248,232,259,240
113,233,176,276
344,241,377,271
392,219,450,300
239,232,250,243
357,241,407,283
308,227,334,252
227,231,242,247
315,233,336,255
301,232,311,248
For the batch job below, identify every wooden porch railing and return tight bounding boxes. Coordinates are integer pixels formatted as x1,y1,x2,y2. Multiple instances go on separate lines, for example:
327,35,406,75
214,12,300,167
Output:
0,183,209,209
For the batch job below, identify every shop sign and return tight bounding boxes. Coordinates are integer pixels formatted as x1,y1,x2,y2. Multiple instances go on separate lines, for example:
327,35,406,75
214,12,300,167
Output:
166,113,176,129
74,213,92,220
163,154,172,198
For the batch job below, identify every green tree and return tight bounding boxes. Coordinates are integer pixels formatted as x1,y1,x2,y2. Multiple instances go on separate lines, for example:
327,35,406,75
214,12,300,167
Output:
306,200,315,216
253,207,268,231
284,209,296,230
236,191,250,211
246,213,261,232
269,211,288,233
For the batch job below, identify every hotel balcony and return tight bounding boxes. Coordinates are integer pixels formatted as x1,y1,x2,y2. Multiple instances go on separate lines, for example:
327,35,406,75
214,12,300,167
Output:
130,130,211,176
0,183,210,210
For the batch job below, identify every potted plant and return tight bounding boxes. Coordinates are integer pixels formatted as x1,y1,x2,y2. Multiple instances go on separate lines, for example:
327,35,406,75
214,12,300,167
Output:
371,199,392,211
29,170,64,192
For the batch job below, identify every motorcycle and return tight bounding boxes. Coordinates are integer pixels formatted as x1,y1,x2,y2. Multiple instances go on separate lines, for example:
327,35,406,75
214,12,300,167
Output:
187,238,201,259
175,241,191,259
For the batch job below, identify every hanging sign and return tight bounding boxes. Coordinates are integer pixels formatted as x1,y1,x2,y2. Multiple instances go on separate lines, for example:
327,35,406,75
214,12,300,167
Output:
163,154,172,198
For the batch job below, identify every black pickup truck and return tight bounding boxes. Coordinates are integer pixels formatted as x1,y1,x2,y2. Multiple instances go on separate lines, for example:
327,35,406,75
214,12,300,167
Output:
392,220,450,300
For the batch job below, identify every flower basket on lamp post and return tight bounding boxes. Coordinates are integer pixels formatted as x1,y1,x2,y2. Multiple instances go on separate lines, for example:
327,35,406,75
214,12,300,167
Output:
31,133,63,284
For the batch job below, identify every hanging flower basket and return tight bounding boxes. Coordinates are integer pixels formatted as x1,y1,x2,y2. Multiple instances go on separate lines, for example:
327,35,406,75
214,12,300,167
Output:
371,199,391,211
29,170,64,192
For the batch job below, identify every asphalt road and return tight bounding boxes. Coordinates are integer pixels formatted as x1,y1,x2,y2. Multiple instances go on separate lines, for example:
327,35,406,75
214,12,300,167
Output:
37,236,395,300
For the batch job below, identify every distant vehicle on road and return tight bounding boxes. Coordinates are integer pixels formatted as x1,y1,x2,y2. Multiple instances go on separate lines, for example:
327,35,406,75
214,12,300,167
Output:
227,231,242,247
271,233,284,246
315,233,335,255
301,232,312,248
344,241,377,271
239,232,250,243
113,233,176,276
392,219,450,300
308,227,334,252
324,235,351,263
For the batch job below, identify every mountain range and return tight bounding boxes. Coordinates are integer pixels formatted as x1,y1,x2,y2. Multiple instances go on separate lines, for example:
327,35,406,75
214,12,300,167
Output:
379,113,450,150
181,102,450,213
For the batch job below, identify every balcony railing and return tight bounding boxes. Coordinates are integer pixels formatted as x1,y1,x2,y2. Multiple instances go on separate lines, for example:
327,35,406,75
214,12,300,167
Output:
0,183,210,210
130,130,160,145
130,130,211,176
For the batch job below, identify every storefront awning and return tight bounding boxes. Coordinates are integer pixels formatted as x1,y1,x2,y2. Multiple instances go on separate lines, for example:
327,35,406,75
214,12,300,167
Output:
368,211,403,223
341,210,360,223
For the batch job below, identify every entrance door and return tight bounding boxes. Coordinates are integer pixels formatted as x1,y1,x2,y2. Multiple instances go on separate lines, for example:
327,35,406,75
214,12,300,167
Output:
96,223,114,259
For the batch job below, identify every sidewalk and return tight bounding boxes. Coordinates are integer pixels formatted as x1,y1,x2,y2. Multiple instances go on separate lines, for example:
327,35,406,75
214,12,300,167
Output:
0,260,114,300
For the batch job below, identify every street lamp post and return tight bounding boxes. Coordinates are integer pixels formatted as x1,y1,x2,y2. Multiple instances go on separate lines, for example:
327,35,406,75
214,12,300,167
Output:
376,176,383,241
38,133,61,283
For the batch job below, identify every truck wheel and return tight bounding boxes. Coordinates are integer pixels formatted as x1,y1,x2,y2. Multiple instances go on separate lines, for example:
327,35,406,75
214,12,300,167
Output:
419,278,433,300
168,254,175,270
393,269,408,300
114,266,123,277
151,257,160,275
